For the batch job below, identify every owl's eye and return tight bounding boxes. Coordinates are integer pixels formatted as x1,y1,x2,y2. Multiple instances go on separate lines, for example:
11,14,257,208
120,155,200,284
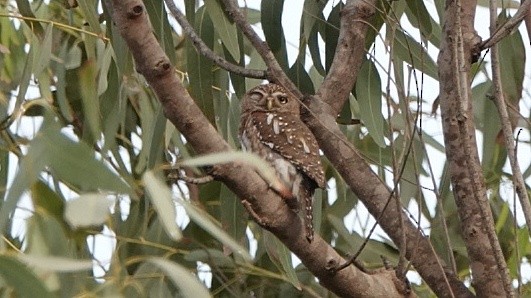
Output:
250,92,263,100
278,96,288,104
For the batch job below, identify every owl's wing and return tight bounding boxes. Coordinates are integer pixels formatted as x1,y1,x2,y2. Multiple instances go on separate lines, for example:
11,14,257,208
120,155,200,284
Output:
251,112,326,188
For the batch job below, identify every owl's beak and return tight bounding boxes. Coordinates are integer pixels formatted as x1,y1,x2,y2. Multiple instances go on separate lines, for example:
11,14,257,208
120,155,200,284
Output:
266,98,273,110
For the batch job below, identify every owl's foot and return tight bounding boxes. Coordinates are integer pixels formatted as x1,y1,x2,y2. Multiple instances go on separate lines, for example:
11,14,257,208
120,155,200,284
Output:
268,179,300,211
242,199,267,227
282,195,300,212
277,188,300,211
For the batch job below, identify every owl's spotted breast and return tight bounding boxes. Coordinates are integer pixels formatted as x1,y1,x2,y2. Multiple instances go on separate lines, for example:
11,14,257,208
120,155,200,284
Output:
251,111,325,189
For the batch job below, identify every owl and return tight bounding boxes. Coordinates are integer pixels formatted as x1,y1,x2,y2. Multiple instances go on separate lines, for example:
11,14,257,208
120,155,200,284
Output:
239,83,326,242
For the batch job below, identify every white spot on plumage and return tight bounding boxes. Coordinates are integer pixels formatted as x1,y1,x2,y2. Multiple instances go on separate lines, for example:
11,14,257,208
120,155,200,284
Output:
267,113,274,125
273,119,280,134
301,138,311,154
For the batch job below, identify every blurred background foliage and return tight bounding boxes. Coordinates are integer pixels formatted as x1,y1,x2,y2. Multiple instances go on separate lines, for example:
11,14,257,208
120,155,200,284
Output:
0,0,530,296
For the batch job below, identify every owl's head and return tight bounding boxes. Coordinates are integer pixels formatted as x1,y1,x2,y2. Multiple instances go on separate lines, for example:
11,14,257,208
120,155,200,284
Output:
241,83,300,114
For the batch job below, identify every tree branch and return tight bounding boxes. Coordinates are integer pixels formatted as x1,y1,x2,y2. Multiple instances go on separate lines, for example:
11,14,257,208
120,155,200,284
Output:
480,0,531,49
163,0,266,79
489,0,531,235
438,0,513,296
317,0,375,113
109,0,407,296
220,0,302,98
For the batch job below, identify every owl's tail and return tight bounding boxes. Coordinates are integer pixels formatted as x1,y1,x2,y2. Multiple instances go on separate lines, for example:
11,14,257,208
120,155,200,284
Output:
300,182,315,243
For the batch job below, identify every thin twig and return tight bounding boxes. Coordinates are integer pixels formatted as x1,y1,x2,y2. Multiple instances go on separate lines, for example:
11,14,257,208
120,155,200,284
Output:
167,169,214,185
514,129,523,296
220,0,301,98
489,5,531,236
163,0,266,79
480,0,531,49
384,23,407,280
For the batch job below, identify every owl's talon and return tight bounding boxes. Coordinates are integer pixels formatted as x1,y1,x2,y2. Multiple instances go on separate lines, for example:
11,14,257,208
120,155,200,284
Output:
242,199,267,227
269,181,300,210
283,196,300,211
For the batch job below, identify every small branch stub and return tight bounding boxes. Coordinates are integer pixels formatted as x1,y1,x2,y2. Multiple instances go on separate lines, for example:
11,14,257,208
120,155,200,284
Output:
128,4,144,19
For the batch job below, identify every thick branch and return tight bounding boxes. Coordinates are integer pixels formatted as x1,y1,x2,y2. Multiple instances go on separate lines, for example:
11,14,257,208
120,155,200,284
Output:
109,0,406,296
317,0,375,113
163,0,266,79
438,0,512,296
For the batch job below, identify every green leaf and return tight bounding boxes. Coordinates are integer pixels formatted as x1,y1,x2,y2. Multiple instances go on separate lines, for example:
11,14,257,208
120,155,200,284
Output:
79,60,101,143
14,0,44,37
148,257,211,298
0,117,131,235
178,152,277,190
0,255,55,298
405,0,441,46
141,104,166,170
17,254,94,272
54,41,74,122
97,43,113,96
185,249,236,268
187,6,215,124
393,31,438,79
177,192,252,262
261,0,288,68
497,12,525,106
0,148,9,205
42,124,131,193
302,0,325,43
64,193,114,228
263,231,301,290
13,35,34,116
302,0,326,75
143,171,183,241
77,0,101,34
307,24,325,75
31,181,65,221
145,0,177,62
219,184,247,248
287,60,314,94
355,60,386,147
328,215,398,264
324,2,341,71
205,1,240,61
32,24,53,77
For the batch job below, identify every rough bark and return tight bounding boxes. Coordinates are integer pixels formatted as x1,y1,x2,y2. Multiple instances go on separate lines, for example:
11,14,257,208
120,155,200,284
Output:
437,0,512,296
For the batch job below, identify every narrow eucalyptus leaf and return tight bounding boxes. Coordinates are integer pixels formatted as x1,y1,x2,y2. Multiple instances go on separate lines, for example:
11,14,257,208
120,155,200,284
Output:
143,171,183,241
148,257,211,298
205,1,240,61
64,194,113,228
17,254,94,272
356,60,386,147
263,231,301,290
0,255,54,298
